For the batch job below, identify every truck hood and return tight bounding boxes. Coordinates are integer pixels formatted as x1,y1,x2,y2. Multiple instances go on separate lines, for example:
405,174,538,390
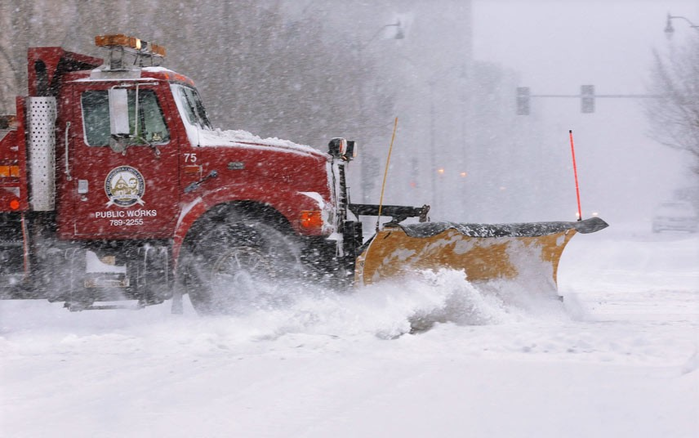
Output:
187,127,327,160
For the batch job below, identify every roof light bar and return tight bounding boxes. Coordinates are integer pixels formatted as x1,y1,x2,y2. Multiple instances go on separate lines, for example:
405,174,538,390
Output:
95,34,167,58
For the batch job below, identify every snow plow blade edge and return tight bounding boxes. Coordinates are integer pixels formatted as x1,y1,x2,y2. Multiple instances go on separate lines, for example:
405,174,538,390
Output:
355,217,608,295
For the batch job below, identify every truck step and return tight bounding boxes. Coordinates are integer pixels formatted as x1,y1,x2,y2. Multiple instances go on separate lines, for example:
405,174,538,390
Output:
64,301,145,312
0,241,25,277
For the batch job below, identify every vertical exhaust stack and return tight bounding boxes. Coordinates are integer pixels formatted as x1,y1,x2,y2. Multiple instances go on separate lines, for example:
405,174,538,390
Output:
27,97,57,211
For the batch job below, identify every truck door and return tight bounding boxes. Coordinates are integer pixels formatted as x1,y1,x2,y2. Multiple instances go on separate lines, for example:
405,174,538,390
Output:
64,83,179,239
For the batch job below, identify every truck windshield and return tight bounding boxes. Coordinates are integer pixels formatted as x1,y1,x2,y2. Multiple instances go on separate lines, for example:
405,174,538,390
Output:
81,89,170,147
172,84,213,131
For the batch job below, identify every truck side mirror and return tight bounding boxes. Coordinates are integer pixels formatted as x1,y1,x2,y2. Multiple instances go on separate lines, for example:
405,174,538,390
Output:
108,88,130,152
345,140,357,161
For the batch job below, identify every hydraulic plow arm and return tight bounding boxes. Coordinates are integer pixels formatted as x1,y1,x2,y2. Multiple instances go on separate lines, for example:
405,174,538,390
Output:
349,203,430,224
355,217,608,296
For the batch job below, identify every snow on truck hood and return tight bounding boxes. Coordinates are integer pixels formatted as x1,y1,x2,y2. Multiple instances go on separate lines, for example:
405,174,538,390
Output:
194,128,326,158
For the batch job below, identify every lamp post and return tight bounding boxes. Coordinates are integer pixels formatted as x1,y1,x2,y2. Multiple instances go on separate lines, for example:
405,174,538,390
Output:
426,63,468,216
356,21,404,203
664,13,699,39
360,21,404,51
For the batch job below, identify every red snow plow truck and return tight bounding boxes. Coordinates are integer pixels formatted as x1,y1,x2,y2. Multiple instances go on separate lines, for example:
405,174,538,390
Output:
0,35,607,313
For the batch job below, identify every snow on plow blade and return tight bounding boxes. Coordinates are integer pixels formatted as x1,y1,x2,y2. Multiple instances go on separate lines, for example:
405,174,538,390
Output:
355,217,608,295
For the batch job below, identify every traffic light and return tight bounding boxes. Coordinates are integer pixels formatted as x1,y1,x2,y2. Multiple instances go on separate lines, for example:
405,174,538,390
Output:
581,85,595,113
516,87,530,115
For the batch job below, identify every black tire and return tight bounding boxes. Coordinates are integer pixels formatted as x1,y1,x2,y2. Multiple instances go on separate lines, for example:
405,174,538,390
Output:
184,219,302,315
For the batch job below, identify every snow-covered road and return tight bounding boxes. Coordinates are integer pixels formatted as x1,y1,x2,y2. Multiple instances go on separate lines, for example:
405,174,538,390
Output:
1,223,698,438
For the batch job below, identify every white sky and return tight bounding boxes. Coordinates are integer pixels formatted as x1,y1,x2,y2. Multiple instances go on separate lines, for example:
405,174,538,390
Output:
472,0,699,222
473,0,698,93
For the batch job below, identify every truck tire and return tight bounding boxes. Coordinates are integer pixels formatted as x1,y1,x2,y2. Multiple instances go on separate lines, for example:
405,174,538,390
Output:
184,220,301,315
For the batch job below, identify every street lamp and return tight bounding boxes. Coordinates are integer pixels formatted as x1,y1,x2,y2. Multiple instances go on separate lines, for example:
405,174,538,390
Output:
359,21,404,50
664,13,699,39
426,63,468,214
356,21,404,203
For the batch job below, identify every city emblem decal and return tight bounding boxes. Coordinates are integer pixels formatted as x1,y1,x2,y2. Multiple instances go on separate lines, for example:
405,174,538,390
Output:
104,166,146,207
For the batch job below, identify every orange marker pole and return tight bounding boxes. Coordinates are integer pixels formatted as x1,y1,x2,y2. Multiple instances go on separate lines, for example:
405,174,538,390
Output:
569,130,582,221
377,117,399,231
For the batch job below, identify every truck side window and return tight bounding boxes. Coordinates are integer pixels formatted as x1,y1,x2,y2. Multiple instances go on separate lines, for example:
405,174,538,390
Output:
81,91,110,146
138,90,170,144
81,89,170,147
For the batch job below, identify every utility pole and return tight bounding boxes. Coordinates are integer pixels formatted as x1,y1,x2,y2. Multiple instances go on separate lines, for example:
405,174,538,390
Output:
355,21,404,203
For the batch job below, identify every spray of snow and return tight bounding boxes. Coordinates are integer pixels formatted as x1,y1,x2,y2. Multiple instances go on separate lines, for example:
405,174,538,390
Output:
0,268,570,350
194,268,567,341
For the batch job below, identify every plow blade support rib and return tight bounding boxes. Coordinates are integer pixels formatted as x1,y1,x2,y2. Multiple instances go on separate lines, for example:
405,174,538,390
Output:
355,217,608,294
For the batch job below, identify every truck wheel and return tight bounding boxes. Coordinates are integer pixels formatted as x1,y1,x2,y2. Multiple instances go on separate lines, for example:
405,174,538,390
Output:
184,221,301,315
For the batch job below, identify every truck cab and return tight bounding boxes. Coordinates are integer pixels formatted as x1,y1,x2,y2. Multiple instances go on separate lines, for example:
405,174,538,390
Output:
0,35,355,310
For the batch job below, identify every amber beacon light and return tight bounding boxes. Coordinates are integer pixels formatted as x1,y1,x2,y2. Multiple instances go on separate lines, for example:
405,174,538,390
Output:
95,34,166,58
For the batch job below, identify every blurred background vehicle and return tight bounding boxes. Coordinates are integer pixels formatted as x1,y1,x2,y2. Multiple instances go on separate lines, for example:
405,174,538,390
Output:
652,201,698,233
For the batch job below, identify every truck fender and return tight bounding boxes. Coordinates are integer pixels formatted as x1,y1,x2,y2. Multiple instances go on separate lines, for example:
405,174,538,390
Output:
171,188,326,271
172,196,208,269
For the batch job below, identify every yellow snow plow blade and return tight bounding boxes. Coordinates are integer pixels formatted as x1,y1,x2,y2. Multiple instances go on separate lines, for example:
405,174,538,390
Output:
355,217,608,294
